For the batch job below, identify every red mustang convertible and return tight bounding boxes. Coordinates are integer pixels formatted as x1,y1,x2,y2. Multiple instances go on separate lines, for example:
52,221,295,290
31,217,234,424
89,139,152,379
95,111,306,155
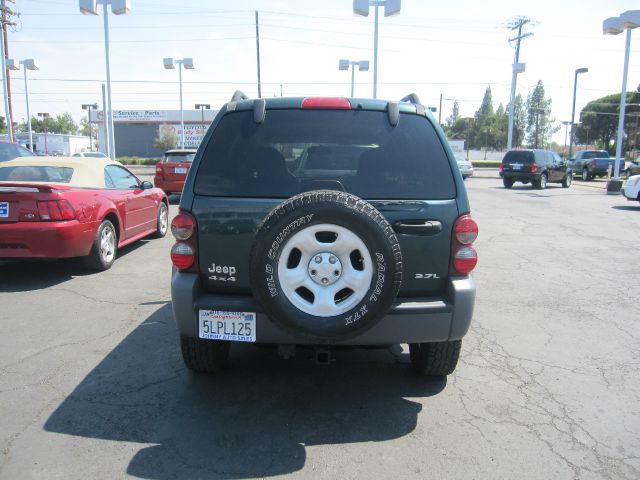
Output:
0,157,169,270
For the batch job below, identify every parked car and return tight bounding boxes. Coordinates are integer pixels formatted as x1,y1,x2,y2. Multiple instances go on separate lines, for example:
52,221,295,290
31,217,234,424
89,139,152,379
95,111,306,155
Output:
72,151,109,159
500,149,572,189
170,93,478,376
570,150,623,181
621,175,640,202
0,156,168,270
454,154,474,179
625,160,640,178
154,148,197,195
0,140,34,162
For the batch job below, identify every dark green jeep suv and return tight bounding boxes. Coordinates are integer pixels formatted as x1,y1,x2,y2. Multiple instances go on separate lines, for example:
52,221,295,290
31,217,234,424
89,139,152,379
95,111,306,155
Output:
170,93,478,376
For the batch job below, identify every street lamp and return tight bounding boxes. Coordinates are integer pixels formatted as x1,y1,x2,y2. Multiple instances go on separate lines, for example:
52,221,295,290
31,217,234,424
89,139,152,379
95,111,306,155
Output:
568,67,588,161
195,103,210,125
507,62,526,149
7,58,38,152
82,103,98,151
562,120,571,158
164,57,194,149
603,10,640,186
79,0,131,160
353,0,401,99
338,59,369,97
37,112,50,154
438,95,455,125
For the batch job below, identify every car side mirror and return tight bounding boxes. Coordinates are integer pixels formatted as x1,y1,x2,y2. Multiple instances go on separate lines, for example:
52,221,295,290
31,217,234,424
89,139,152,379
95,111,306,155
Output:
140,180,153,190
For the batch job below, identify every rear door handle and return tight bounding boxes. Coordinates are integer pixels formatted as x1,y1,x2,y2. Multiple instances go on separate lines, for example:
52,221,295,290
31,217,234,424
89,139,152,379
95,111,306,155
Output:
393,220,442,235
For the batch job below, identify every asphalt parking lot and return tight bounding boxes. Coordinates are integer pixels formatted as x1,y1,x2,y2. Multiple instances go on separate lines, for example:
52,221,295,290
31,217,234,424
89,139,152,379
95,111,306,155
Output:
1,177,639,480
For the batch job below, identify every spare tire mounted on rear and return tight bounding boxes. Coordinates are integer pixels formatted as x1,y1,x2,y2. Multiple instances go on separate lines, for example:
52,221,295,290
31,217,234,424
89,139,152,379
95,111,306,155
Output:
249,190,403,341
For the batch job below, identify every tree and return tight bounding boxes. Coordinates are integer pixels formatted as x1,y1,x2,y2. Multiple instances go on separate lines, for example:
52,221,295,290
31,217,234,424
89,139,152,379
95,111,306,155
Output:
21,113,78,135
574,91,640,154
154,124,177,151
0,116,6,133
525,80,558,148
79,116,91,137
446,100,460,127
513,93,527,148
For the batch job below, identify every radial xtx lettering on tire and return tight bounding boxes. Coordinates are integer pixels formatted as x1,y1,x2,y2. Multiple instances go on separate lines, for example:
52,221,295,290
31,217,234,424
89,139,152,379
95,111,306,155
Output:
249,190,403,341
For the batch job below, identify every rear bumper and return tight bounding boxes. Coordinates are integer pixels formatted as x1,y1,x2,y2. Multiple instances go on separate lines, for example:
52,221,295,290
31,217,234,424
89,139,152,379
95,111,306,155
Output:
499,171,539,181
154,177,185,194
171,271,476,345
0,220,96,259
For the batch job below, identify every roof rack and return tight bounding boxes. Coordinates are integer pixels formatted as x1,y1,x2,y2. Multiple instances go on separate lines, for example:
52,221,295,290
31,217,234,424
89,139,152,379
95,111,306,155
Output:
230,90,248,102
227,90,266,124
400,93,421,105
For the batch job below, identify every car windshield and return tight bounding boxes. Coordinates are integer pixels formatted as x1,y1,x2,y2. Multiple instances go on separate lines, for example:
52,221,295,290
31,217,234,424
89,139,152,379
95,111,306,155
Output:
581,151,609,159
164,153,195,163
194,109,456,200
0,143,34,162
503,151,534,164
0,166,74,183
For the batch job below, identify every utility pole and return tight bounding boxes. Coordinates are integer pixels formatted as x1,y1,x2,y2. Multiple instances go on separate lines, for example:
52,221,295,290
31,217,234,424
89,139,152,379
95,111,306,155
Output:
0,0,17,141
255,11,261,98
507,17,533,150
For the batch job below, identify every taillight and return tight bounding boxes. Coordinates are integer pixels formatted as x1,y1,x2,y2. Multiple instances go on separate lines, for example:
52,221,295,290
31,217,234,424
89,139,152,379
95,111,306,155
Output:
301,97,352,109
171,212,198,272
499,162,504,171
171,243,195,270
450,214,478,275
591,160,596,169
171,213,194,240
155,162,163,175
37,200,76,221
531,163,537,173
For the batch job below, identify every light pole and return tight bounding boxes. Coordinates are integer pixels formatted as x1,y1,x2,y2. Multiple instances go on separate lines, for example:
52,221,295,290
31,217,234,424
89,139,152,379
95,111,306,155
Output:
568,67,588,161
37,112,49,154
195,103,210,126
353,0,400,99
164,57,194,149
562,120,571,158
80,0,131,160
82,103,98,151
339,59,369,97
438,95,455,125
7,58,38,151
603,10,640,187
507,62,526,149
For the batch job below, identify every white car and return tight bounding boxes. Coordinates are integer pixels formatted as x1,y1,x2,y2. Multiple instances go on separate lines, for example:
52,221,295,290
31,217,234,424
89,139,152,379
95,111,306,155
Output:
621,175,640,202
72,151,109,159
454,154,474,179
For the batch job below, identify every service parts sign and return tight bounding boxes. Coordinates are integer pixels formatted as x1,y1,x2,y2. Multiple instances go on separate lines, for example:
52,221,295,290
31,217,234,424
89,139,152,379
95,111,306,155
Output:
158,124,207,148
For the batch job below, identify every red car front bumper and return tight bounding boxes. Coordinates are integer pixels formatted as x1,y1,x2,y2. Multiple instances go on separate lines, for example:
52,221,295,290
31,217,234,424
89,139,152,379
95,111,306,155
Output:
0,219,98,259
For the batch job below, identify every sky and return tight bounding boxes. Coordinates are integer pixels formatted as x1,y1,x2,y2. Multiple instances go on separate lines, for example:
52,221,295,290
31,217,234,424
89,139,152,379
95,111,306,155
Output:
5,0,640,144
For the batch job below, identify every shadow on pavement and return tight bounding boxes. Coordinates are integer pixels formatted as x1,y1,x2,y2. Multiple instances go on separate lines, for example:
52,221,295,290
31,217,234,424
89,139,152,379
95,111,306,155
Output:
0,240,150,292
612,204,640,211
44,304,446,479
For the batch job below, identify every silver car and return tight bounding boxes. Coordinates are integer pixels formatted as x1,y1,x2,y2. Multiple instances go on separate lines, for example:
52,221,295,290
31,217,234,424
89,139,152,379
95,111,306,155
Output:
455,154,474,179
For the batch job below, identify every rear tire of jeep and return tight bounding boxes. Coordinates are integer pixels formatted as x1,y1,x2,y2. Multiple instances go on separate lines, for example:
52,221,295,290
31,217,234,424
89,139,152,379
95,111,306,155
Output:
582,168,590,181
409,340,461,376
535,173,547,190
249,190,403,342
180,335,230,373
502,178,514,189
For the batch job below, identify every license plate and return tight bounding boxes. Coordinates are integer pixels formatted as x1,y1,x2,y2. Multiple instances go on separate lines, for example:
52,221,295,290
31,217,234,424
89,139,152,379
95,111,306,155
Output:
199,310,256,342
0,202,8,218
175,167,187,174
511,164,521,170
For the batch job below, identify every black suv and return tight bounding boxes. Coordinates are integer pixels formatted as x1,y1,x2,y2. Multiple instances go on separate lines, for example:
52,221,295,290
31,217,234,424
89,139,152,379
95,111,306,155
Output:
170,93,478,376
500,149,572,189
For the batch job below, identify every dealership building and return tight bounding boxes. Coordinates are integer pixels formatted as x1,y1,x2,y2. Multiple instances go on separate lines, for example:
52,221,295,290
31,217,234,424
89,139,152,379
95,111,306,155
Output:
89,109,218,158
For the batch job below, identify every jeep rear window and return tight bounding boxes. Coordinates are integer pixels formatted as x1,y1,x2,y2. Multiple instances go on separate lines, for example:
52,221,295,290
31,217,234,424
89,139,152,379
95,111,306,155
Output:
194,109,455,200
503,151,534,164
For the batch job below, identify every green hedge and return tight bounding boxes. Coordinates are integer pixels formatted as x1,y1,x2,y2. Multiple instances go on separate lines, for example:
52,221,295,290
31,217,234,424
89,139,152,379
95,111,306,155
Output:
471,161,501,168
117,156,160,165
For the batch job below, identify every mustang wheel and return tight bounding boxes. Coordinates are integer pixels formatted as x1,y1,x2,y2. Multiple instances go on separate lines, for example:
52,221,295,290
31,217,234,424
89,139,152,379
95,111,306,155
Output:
152,201,169,238
249,190,402,341
85,219,117,271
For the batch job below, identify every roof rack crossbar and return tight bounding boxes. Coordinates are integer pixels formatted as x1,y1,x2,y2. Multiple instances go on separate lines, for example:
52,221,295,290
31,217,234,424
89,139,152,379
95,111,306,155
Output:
230,90,249,102
400,93,421,105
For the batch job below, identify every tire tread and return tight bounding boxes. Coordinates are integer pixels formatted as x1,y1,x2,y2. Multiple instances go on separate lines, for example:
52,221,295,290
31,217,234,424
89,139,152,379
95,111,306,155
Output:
409,340,461,376
180,335,230,373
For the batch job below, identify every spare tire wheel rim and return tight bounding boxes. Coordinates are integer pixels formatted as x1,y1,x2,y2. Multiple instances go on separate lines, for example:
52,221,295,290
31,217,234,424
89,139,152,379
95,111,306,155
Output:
277,223,374,317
